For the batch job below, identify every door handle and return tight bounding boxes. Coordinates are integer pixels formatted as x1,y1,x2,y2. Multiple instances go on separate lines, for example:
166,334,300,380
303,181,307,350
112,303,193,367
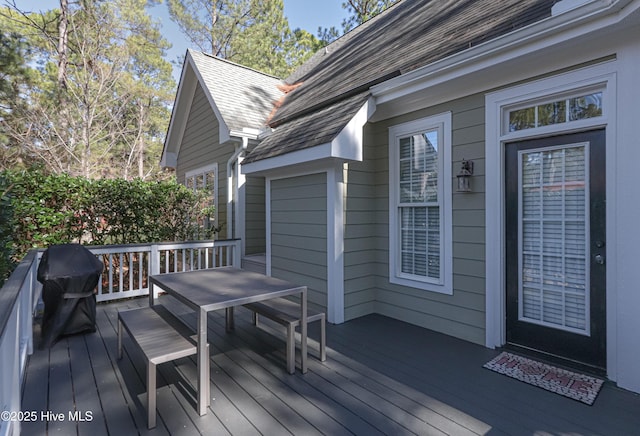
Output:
594,254,605,265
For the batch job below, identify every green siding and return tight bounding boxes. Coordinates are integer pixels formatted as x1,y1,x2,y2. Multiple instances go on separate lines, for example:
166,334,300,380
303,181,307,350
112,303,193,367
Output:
176,83,232,239
344,131,381,320
344,94,487,344
245,175,265,255
271,173,327,311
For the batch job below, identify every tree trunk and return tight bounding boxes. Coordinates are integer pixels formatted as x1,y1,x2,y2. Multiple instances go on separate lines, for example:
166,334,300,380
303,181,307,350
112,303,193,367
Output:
57,0,68,89
137,136,145,179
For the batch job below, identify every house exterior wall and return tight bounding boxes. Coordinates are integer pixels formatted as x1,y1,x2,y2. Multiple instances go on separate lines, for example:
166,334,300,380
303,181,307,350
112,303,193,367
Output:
245,175,265,255
343,126,381,320
176,83,232,239
270,173,328,310
345,95,487,344
612,27,640,393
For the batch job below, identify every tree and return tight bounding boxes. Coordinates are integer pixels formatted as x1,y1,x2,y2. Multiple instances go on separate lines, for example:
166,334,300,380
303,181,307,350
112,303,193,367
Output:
319,0,396,43
224,0,292,77
1,0,175,179
285,28,325,70
0,28,32,169
167,0,318,77
167,0,256,58
341,0,396,32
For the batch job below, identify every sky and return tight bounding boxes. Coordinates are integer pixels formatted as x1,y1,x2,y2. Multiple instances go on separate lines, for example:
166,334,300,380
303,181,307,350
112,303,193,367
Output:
12,0,349,79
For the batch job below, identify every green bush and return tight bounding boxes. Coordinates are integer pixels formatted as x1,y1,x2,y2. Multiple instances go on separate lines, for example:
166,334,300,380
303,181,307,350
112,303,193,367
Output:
0,169,218,274
0,173,14,283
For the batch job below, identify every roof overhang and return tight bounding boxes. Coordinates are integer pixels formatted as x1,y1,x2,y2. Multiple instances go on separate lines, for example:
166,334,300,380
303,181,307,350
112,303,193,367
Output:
370,0,638,121
241,97,376,175
161,50,231,169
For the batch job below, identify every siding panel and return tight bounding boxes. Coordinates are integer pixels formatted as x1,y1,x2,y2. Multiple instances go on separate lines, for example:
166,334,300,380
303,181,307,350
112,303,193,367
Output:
245,175,266,255
347,93,487,344
271,173,328,309
176,83,233,238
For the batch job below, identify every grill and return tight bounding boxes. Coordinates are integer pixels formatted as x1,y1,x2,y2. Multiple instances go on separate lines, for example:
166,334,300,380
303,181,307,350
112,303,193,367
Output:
37,244,103,348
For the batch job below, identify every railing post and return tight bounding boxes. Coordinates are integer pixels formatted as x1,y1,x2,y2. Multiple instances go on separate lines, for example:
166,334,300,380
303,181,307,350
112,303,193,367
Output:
232,240,241,268
150,244,160,299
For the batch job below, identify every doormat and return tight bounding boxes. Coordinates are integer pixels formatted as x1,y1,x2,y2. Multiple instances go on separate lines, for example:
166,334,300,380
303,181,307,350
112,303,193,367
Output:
483,352,604,405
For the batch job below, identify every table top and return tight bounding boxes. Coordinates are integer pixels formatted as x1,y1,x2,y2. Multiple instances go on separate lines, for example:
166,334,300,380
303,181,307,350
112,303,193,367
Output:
149,267,306,311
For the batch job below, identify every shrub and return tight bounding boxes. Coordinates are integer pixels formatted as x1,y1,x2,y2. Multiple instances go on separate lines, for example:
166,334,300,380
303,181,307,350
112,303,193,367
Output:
0,173,14,283
0,169,217,273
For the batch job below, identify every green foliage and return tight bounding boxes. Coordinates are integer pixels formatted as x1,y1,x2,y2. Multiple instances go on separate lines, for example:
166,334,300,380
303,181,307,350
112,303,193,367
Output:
0,2,175,179
167,0,321,77
0,24,34,168
0,173,14,283
341,0,396,32
1,169,219,270
318,0,396,43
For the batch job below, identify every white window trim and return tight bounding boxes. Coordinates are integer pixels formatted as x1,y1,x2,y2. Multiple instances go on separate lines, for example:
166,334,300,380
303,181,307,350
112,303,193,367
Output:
388,112,453,294
185,163,219,228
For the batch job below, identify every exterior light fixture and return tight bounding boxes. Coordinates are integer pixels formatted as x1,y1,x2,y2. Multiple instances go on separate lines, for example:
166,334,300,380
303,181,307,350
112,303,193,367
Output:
457,159,474,193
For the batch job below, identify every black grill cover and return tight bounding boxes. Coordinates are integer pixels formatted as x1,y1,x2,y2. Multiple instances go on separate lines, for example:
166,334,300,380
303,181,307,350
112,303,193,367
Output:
37,244,103,348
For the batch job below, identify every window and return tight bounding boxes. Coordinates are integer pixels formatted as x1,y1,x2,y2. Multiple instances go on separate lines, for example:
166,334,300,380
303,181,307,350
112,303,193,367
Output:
185,164,218,238
389,113,452,294
507,91,603,133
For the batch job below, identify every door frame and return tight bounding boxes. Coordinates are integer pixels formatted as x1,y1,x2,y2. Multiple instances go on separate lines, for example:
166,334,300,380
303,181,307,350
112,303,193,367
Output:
484,62,617,378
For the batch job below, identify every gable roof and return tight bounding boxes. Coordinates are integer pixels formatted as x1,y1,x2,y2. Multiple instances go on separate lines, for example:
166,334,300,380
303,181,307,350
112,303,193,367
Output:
242,0,556,167
188,51,283,132
161,50,283,168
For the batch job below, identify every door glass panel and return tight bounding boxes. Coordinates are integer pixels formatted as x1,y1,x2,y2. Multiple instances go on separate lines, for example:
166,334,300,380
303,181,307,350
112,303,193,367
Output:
519,144,589,334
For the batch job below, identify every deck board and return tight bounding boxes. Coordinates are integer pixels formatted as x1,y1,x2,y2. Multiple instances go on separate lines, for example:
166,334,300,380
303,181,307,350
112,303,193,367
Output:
22,297,640,435
20,325,49,436
67,332,109,436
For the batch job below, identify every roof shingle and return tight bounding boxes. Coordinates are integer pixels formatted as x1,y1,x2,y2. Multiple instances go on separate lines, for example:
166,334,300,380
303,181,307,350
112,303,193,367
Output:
245,0,555,164
188,50,284,132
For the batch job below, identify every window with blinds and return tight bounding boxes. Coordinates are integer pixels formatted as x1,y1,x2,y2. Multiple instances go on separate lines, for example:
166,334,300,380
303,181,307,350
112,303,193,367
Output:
389,113,451,294
399,131,441,280
519,144,590,334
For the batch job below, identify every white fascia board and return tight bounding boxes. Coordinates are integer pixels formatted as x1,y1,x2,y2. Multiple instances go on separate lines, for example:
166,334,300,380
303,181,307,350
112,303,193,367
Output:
162,57,196,169
160,152,177,168
241,142,334,175
552,0,610,15
331,97,376,161
242,98,375,175
162,51,235,168
229,129,259,140
371,0,633,106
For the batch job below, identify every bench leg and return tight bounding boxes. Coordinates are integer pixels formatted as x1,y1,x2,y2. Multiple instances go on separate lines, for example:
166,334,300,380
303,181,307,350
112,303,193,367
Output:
252,312,258,327
147,361,157,429
319,314,326,362
286,324,295,374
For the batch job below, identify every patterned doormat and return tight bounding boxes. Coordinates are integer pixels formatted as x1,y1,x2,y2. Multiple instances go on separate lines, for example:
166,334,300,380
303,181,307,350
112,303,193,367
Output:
483,352,604,405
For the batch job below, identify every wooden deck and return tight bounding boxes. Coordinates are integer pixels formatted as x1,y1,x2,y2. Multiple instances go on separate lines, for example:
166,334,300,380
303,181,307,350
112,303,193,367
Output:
21,297,640,436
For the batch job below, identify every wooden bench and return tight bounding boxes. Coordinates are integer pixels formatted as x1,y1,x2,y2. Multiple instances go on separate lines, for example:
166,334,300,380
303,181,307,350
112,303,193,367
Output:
117,306,205,429
243,298,326,374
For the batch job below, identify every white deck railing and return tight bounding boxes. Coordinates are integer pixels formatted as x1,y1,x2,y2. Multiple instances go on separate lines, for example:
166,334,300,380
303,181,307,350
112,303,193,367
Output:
0,239,241,436
91,239,241,302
